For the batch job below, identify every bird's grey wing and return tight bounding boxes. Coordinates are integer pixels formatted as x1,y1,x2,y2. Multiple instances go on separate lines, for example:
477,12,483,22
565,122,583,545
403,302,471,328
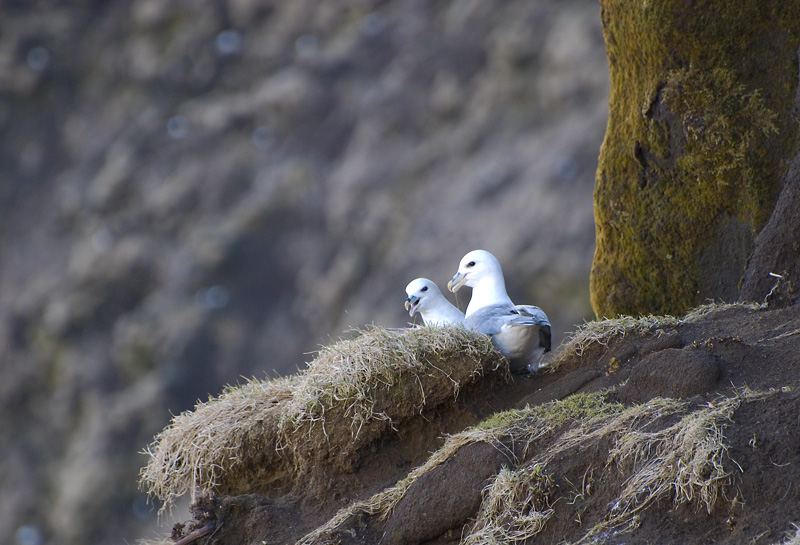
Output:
512,305,551,327
465,304,537,335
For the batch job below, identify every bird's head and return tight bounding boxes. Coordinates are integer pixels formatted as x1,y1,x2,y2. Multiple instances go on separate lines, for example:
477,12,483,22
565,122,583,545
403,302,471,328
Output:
404,278,438,317
447,249,502,293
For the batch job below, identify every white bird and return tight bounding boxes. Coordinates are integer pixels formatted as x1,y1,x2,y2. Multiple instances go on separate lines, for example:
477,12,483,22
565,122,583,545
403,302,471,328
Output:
447,249,551,372
404,278,465,327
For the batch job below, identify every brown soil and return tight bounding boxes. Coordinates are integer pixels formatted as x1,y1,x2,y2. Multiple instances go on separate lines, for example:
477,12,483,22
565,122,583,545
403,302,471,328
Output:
170,302,800,545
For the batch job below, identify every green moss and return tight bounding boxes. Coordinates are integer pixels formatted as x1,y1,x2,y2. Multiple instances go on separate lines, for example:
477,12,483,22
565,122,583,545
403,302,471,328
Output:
475,392,624,433
526,392,624,424
592,1,800,317
475,408,525,431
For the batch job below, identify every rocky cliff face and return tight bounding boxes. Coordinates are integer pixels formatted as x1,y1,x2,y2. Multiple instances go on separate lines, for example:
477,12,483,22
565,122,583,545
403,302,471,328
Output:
0,1,607,544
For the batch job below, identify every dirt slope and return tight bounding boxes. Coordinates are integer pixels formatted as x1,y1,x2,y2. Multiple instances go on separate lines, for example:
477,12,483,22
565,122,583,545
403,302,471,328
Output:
148,301,800,545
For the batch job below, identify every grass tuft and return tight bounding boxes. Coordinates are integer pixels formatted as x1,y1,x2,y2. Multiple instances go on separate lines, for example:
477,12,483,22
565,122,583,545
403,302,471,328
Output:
139,376,298,513
681,301,760,322
464,388,776,544
547,302,761,372
463,463,556,544
608,397,736,518
575,388,776,541
547,315,680,372
139,326,507,512
774,523,800,545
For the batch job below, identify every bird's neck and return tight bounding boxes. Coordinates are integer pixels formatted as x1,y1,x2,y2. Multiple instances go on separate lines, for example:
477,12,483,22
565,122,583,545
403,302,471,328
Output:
465,277,513,316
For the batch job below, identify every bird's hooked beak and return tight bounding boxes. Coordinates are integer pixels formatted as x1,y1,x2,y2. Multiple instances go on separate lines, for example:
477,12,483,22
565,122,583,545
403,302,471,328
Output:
405,295,419,316
447,271,467,293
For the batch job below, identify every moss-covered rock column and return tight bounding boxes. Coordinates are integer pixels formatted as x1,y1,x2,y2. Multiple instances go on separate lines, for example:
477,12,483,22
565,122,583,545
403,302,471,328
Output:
591,1,800,317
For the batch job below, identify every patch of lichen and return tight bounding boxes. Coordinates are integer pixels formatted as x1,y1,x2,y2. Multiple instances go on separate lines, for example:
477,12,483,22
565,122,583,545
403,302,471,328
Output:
592,0,800,317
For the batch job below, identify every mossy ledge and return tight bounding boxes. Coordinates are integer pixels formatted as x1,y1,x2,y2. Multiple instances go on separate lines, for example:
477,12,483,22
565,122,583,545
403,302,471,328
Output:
591,1,800,317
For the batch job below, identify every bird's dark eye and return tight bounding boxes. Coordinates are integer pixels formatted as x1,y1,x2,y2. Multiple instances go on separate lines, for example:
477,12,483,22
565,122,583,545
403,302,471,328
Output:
421,286,428,292
467,261,476,268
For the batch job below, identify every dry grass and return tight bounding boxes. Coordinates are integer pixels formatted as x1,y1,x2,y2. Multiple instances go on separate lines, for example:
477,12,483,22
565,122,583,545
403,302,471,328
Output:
681,301,760,322
139,325,506,513
546,315,680,372
279,325,503,440
547,302,761,372
774,524,800,545
140,376,298,513
572,388,776,542
462,388,776,544
608,397,735,518
463,463,556,545
460,397,685,544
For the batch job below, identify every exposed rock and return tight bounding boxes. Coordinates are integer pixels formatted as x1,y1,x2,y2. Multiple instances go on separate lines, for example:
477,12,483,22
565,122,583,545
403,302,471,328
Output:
616,347,721,403
378,442,512,545
740,148,800,307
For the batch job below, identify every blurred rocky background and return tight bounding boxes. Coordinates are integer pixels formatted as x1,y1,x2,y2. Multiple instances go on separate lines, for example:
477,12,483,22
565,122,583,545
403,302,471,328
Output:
0,1,608,544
